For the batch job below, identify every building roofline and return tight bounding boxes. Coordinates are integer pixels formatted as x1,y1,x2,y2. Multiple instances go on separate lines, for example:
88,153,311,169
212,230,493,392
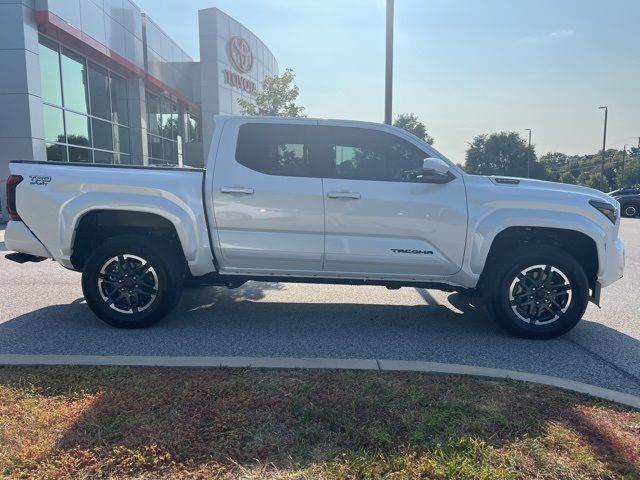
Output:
201,7,278,67
141,13,194,62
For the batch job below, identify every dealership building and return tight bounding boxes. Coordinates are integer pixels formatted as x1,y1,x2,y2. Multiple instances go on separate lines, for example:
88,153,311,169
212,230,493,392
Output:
0,0,278,221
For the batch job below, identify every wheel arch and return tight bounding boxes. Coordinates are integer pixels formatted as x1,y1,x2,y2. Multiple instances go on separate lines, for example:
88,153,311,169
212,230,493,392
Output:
476,226,599,292
56,191,213,276
69,208,188,271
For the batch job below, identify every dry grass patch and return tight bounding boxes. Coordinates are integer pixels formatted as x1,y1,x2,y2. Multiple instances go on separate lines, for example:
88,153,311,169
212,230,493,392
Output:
0,366,638,479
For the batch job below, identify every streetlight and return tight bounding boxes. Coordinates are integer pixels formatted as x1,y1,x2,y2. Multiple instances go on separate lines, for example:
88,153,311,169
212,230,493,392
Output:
384,0,394,125
598,106,608,191
621,144,627,186
524,128,532,178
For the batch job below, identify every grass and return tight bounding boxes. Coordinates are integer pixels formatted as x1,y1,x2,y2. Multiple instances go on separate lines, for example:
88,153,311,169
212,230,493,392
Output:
0,367,638,479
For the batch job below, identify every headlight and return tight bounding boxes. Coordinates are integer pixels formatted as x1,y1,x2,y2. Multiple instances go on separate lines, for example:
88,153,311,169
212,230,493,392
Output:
589,199,617,224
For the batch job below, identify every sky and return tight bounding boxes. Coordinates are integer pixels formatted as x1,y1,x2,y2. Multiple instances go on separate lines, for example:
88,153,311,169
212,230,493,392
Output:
136,0,640,164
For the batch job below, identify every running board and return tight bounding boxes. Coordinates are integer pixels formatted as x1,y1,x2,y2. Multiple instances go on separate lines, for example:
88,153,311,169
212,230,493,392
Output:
4,252,47,264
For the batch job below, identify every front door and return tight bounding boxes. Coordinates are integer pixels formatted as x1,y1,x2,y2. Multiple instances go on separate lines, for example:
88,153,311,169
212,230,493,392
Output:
211,120,324,273
318,123,467,278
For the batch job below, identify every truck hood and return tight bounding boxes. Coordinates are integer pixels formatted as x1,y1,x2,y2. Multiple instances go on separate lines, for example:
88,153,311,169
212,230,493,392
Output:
462,174,620,227
484,175,616,205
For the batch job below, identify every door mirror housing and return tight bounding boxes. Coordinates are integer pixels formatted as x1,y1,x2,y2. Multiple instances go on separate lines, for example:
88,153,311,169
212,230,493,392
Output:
420,157,455,184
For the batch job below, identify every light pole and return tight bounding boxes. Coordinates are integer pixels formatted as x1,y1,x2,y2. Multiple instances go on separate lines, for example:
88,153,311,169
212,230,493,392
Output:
621,144,627,186
598,106,608,191
384,0,394,125
524,128,532,178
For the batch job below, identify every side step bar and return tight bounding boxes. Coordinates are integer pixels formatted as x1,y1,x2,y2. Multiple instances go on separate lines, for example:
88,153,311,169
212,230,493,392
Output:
4,252,47,264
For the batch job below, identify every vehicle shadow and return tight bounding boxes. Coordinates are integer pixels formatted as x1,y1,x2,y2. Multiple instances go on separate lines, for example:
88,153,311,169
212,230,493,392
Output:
0,289,499,353
1,283,640,390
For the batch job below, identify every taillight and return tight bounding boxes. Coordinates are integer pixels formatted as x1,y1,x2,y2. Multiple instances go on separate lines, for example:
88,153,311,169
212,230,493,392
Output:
6,174,23,221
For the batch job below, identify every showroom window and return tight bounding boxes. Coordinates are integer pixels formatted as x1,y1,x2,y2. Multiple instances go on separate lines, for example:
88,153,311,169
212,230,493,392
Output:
39,36,131,164
146,91,202,166
146,91,180,165
186,113,200,143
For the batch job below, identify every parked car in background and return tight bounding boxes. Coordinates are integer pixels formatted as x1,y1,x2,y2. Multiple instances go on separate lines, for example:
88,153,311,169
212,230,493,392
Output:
4,116,625,339
614,193,640,217
609,186,640,197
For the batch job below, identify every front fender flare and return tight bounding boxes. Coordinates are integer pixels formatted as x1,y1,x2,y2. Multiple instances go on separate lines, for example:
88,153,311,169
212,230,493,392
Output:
467,209,606,276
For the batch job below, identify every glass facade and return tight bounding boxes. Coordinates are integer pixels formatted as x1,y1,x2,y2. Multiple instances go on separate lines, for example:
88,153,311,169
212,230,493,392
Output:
146,90,200,166
39,36,131,164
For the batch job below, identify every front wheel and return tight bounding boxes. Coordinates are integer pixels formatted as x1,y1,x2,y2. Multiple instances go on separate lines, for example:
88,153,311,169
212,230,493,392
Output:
484,246,589,339
82,235,184,328
622,204,639,218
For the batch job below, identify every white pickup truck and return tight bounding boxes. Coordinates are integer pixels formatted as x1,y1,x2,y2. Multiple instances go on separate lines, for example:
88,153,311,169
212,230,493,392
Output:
4,116,625,338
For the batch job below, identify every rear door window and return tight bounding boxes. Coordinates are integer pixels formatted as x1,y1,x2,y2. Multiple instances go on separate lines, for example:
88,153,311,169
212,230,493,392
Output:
235,123,319,177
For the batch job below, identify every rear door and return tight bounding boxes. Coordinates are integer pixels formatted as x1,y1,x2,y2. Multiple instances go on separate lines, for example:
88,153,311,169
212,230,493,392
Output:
211,119,324,273
318,123,467,278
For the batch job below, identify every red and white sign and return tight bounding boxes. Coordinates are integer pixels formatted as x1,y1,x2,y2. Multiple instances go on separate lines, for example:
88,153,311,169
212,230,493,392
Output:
223,69,256,95
228,36,253,73
224,36,256,95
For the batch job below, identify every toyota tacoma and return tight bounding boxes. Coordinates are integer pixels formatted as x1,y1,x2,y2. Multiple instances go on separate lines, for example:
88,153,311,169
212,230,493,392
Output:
4,116,625,338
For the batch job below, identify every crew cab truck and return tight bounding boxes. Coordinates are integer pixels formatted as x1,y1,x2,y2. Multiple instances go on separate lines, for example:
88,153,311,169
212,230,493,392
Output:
4,116,625,339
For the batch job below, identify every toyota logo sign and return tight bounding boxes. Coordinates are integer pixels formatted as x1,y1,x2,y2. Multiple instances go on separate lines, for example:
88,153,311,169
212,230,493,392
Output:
228,36,253,73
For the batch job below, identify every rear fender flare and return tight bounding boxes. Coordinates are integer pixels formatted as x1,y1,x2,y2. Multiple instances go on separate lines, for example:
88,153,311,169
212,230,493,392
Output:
59,193,200,267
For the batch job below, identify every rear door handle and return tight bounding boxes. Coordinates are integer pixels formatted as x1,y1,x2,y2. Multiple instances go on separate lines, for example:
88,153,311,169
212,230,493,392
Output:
220,186,254,195
327,191,361,199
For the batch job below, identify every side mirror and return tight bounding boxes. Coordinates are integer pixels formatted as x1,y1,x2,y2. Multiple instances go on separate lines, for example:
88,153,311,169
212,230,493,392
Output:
420,157,455,184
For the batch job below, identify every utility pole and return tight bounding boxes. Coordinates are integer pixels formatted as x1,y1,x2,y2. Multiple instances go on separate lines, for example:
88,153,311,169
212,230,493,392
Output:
524,128,532,178
621,144,627,186
598,106,608,191
384,0,394,125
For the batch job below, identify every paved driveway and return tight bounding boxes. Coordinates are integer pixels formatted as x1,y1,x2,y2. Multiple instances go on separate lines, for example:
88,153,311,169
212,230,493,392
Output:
1,219,639,396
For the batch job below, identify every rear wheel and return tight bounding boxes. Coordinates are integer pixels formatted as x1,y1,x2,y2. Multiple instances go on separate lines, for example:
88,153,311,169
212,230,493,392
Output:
622,204,639,217
484,245,589,339
82,235,184,328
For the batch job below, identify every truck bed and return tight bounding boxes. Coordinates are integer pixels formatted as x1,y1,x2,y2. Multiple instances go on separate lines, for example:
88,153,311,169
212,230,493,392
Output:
7,160,214,276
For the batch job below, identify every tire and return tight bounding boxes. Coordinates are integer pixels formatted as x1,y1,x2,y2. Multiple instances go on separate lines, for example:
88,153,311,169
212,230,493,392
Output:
81,235,184,328
622,204,639,218
484,245,589,339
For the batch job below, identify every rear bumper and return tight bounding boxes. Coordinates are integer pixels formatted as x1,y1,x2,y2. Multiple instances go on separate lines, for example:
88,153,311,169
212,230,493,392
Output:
4,221,50,258
598,238,624,288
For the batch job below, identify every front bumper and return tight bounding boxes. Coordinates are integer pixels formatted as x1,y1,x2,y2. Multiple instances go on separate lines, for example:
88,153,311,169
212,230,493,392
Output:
598,238,624,288
4,221,50,258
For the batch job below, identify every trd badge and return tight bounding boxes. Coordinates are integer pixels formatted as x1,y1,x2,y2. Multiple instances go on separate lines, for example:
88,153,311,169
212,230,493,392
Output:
29,175,51,186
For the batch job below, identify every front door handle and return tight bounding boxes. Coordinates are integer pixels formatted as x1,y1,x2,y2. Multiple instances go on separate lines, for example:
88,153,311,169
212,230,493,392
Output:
327,191,361,199
220,186,254,195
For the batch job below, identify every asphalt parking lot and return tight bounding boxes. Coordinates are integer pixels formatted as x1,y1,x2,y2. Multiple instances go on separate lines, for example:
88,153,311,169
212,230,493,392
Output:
1,219,639,396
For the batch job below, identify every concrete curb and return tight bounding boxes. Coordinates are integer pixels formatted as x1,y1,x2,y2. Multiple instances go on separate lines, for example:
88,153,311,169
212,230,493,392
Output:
1,354,638,410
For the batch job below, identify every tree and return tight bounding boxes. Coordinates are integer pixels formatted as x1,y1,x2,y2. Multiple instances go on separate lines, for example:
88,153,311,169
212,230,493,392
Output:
464,132,547,179
619,155,640,187
558,171,576,184
238,67,304,117
393,113,434,144
539,152,570,181
578,170,611,191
